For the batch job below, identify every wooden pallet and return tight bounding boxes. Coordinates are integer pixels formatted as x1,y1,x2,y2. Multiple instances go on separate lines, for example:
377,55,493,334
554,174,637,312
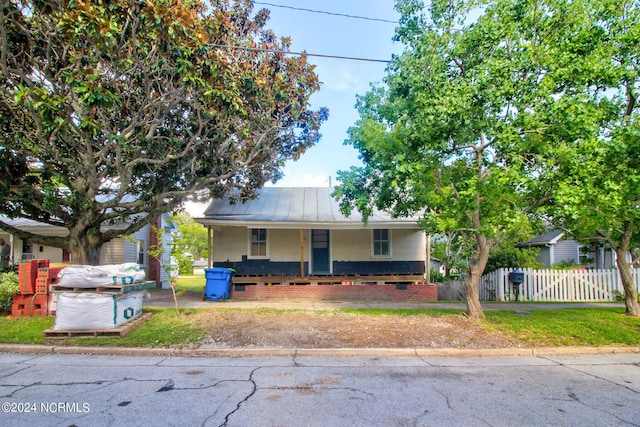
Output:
51,281,156,294
44,313,152,339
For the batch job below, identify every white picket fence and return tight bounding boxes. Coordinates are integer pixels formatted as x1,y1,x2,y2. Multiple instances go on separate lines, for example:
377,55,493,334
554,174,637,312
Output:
480,268,640,302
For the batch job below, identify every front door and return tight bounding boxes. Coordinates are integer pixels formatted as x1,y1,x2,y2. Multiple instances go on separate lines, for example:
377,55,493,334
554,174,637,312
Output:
311,229,330,274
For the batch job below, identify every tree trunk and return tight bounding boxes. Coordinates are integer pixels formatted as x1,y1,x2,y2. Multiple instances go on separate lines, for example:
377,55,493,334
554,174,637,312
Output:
616,249,640,317
67,232,103,265
464,233,491,319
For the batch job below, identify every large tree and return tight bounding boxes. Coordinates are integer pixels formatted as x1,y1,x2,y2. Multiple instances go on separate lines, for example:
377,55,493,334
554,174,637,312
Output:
539,0,640,316
336,0,640,318
0,0,326,264
334,0,544,319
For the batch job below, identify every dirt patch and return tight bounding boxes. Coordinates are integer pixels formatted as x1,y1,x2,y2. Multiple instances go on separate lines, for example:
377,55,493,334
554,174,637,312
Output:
192,310,517,349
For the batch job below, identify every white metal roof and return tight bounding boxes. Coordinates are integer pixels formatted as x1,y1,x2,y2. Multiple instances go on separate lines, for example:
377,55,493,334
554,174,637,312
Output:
196,187,422,229
0,215,69,236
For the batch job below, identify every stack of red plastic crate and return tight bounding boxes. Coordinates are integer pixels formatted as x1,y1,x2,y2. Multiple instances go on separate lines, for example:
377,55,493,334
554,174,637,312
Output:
12,259,64,317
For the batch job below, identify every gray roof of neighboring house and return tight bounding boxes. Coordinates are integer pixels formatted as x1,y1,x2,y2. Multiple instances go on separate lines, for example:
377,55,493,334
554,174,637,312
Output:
0,215,69,236
196,187,422,229
522,230,565,246
0,212,175,236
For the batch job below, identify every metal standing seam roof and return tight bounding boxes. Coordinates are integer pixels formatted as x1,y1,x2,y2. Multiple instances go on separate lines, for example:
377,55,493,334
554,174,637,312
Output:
522,230,565,246
0,215,69,236
196,187,422,229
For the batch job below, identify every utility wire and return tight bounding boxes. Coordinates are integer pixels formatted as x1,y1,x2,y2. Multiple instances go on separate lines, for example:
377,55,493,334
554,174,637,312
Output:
212,44,392,63
254,1,399,24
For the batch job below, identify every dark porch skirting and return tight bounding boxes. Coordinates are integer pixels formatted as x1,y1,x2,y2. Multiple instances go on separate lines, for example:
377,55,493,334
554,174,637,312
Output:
214,259,425,277
231,282,438,302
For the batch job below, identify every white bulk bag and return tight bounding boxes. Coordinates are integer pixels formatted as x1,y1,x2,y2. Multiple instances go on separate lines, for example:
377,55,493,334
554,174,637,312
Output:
53,292,144,330
57,263,146,288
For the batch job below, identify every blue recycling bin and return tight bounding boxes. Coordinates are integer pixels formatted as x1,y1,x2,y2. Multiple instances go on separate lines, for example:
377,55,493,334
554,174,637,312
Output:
203,267,233,301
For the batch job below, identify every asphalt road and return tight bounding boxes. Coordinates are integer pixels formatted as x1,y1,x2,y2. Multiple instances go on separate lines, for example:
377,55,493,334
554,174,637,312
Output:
1,351,639,426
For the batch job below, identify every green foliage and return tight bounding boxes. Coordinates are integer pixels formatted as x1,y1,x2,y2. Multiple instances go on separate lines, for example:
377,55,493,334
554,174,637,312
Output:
0,0,326,264
176,256,195,276
484,246,542,274
334,0,640,318
334,0,553,317
551,260,582,270
171,212,208,274
530,0,640,314
430,269,445,283
0,272,19,313
614,291,640,303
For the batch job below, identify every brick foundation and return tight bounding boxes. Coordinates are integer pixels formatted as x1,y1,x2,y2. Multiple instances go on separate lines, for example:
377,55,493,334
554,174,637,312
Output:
231,283,438,302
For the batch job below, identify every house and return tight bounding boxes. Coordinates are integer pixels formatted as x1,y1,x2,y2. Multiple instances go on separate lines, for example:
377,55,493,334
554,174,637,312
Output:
519,230,617,269
194,187,438,301
195,187,433,287
192,259,209,275
0,213,177,288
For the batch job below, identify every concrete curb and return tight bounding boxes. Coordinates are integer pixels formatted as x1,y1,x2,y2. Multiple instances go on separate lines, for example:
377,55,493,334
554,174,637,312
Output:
1,343,638,358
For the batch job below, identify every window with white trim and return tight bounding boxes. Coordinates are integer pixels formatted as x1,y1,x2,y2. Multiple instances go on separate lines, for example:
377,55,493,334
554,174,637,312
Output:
249,228,268,258
372,229,390,257
136,240,146,266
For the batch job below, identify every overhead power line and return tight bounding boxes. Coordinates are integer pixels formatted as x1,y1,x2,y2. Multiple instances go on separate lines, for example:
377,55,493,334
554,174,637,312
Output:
253,1,399,24
212,44,392,63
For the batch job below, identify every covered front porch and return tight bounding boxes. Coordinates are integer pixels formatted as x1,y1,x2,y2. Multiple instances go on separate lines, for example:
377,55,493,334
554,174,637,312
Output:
195,188,436,302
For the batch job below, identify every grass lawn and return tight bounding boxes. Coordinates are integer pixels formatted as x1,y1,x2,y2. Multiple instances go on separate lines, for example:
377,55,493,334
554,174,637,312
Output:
1,306,639,348
483,308,640,346
0,307,207,347
173,275,206,293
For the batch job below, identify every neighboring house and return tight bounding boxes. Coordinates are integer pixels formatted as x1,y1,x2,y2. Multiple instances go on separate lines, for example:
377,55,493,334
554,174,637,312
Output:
519,230,617,269
0,213,177,288
195,187,428,278
192,259,208,275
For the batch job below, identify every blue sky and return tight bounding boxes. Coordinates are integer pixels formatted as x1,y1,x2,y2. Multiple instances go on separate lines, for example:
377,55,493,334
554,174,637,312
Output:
260,0,402,187
187,1,401,215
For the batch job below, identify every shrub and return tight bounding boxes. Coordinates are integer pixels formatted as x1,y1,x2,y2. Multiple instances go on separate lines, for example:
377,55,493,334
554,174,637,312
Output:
429,269,445,283
484,246,542,273
0,272,19,313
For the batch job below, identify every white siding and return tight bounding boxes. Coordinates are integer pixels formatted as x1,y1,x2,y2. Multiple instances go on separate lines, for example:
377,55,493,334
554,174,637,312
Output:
333,230,369,260
212,226,247,262
553,240,581,265
269,229,305,261
535,247,552,267
100,238,126,265
213,226,426,263
391,229,426,261
125,227,149,267
12,239,65,263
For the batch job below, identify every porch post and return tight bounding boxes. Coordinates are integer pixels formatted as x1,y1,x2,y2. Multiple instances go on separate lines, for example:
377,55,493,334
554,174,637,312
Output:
207,226,213,268
426,233,431,284
9,233,14,266
300,229,305,278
